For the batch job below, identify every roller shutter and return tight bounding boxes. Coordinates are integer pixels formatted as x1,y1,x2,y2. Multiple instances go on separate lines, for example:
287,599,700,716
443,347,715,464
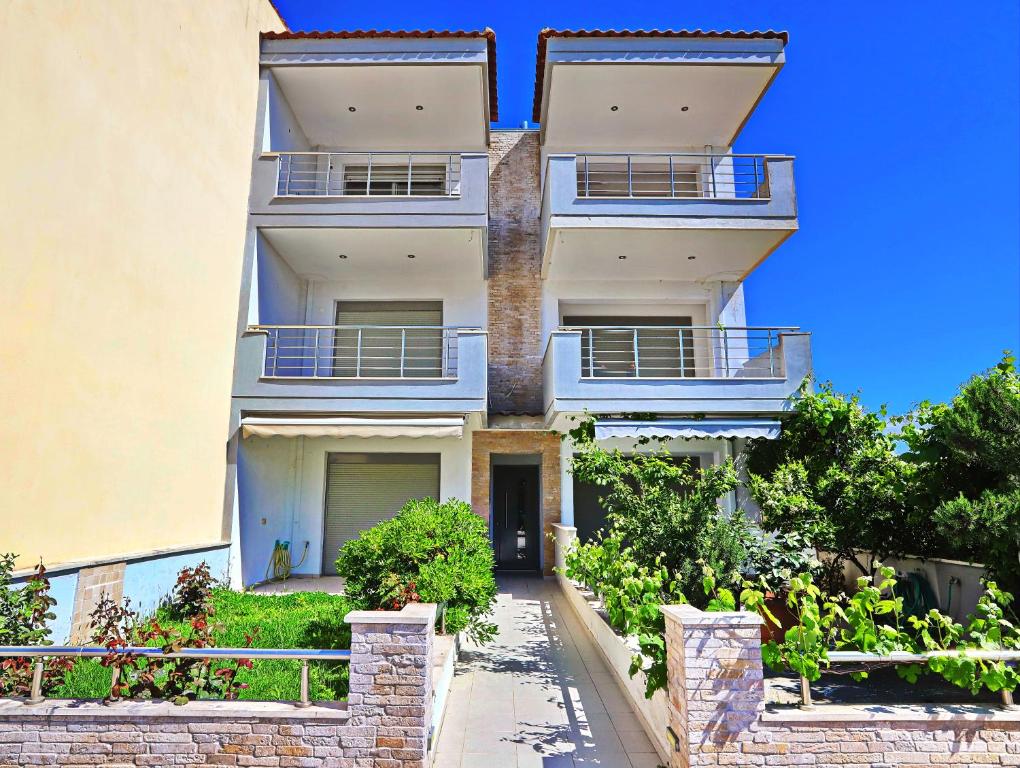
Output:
333,301,443,378
321,454,440,574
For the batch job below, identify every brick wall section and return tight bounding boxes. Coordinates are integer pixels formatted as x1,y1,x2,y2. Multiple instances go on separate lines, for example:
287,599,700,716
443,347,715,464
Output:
471,429,561,575
70,562,126,643
661,605,1020,767
0,604,436,768
487,131,543,415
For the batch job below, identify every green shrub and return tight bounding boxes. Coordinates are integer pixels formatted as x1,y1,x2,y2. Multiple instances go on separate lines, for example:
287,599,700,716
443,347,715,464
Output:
335,498,498,643
567,416,749,604
745,383,923,578
902,354,1020,594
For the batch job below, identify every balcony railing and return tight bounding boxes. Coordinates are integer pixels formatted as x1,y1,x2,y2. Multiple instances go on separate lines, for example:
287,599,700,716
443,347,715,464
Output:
275,152,462,197
575,153,770,200
251,325,472,379
561,325,797,379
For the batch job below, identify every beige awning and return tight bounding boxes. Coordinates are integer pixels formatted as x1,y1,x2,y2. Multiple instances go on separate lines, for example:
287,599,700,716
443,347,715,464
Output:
241,416,464,440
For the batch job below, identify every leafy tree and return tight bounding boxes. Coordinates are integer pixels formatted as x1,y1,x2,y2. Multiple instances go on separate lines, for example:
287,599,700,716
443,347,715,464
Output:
567,417,748,605
745,383,924,578
902,354,1020,592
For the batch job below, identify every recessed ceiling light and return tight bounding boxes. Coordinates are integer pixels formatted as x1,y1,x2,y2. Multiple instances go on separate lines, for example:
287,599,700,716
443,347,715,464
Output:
348,106,357,112
337,254,347,260
415,105,424,111
681,106,689,112
687,255,697,260
618,255,627,260
407,254,416,259
610,105,619,112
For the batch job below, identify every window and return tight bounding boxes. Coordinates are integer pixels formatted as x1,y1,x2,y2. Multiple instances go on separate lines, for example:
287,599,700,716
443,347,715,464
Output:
332,301,444,378
576,158,702,198
341,164,447,196
563,315,698,378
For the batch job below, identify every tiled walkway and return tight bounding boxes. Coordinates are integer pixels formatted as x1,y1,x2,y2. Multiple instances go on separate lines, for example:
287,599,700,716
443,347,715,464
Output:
434,576,661,768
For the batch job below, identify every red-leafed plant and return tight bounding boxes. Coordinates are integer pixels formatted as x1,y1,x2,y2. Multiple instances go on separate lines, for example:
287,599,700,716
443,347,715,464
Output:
90,562,252,704
0,558,73,696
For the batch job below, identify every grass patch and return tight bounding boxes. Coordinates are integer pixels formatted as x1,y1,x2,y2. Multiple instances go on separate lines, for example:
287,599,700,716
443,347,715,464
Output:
56,589,357,701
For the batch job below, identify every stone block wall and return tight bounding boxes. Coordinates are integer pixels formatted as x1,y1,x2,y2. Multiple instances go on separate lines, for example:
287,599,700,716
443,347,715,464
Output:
0,603,437,768
661,605,1020,767
69,562,126,643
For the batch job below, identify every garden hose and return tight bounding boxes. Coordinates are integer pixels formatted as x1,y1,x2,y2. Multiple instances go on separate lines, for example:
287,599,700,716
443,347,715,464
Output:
265,540,310,582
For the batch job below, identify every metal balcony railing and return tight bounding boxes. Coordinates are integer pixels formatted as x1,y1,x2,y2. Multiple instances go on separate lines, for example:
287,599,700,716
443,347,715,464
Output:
561,325,797,379
275,152,462,197
575,153,770,200
252,325,471,379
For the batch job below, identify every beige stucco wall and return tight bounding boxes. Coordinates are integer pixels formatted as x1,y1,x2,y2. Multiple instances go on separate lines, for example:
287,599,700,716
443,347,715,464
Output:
0,1,285,569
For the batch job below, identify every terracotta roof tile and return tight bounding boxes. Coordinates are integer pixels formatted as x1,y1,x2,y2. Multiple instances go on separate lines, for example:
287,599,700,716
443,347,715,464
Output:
262,29,498,121
532,28,789,123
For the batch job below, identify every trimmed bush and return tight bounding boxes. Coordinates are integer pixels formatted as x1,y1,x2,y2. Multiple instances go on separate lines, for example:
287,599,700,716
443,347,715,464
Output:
335,498,498,643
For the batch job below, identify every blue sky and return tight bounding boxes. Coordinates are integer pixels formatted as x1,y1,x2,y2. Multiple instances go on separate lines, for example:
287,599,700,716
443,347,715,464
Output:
274,1,1020,413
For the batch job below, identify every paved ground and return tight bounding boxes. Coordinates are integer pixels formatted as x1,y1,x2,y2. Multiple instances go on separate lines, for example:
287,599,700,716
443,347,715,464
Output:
434,576,661,768
251,575,345,595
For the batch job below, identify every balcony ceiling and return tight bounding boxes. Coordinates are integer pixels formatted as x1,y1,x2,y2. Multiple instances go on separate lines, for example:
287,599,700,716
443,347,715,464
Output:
260,227,486,280
542,63,779,149
543,227,793,282
271,65,488,150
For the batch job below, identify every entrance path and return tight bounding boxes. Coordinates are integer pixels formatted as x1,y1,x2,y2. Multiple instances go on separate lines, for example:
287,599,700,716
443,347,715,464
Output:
434,576,661,768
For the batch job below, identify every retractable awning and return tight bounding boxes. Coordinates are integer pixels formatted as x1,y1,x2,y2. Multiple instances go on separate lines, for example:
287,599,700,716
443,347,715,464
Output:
241,416,464,440
594,418,781,441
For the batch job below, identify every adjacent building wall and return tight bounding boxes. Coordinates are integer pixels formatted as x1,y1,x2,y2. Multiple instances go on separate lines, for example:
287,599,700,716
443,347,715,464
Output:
0,1,284,571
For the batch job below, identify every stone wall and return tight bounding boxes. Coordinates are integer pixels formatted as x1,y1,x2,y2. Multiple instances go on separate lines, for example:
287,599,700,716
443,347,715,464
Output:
486,130,543,416
69,562,126,643
661,605,1020,768
470,429,561,575
0,603,437,768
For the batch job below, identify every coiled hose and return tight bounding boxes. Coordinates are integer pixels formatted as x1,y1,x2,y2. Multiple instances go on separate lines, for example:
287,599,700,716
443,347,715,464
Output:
265,540,309,582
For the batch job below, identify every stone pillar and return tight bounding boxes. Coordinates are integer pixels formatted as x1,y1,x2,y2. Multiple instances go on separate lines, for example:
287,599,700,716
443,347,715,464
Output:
345,603,437,768
661,605,764,768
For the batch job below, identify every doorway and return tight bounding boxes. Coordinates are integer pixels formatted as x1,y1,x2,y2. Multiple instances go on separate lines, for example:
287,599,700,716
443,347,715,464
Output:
492,465,541,572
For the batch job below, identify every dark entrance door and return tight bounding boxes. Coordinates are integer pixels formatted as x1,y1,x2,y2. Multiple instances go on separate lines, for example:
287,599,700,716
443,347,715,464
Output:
492,466,541,572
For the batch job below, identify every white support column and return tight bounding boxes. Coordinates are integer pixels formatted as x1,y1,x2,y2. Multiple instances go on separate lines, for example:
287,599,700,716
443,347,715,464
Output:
559,437,574,527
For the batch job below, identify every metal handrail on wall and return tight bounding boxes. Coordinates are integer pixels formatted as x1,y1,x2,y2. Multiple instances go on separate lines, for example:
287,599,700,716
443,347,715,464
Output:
0,646,351,707
797,650,1020,710
250,325,474,380
274,151,462,197
559,325,797,379
574,152,771,200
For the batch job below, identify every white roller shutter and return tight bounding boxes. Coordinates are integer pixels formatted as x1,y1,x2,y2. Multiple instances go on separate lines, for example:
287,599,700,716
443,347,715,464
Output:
321,455,440,574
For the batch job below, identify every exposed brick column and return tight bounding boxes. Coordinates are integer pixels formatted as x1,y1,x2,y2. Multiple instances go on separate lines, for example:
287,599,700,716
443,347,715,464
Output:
345,603,437,768
486,131,542,415
661,605,765,767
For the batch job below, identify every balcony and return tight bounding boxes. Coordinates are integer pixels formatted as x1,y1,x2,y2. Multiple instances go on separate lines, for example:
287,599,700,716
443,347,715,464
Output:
252,150,488,221
540,152,797,281
542,325,811,428
250,152,489,277
233,325,488,415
